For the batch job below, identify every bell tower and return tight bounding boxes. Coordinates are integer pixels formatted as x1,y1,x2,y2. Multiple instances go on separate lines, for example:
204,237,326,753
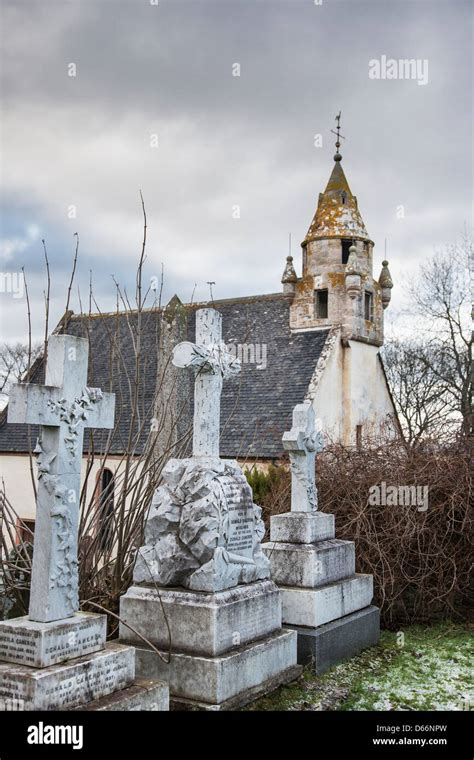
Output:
284,115,393,346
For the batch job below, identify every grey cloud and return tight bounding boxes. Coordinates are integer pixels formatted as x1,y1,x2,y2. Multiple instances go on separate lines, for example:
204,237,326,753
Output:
0,0,472,343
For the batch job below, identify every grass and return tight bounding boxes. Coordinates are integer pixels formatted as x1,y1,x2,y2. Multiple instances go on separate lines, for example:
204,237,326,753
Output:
243,622,473,711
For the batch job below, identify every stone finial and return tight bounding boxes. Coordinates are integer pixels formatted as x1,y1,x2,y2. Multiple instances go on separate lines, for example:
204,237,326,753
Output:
163,294,186,325
282,255,297,294
378,260,393,309
282,255,297,282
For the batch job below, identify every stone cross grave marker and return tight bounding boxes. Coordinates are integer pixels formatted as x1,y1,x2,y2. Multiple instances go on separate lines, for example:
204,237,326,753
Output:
172,308,240,457
7,334,115,623
282,400,323,512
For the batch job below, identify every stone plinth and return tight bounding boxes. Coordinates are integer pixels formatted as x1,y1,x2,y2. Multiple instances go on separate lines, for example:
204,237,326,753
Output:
287,606,381,674
265,509,380,673
0,612,106,668
133,629,298,708
0,611,170,712
270,511,334,544
69,678,169,712
280,574,373,628
119,579,299,709
262,539,355,588
0,642,135,711
120,580,281,657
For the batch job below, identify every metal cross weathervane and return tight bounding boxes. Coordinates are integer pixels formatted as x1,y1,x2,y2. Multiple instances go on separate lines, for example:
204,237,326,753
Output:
331,111,346,158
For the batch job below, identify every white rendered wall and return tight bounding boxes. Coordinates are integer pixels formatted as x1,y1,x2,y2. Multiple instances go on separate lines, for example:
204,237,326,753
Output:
313,339,397,445
0,454,129,526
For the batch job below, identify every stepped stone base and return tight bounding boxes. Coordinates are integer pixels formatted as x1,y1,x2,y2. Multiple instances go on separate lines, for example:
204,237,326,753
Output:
69,677,169,711
0,642,135,710
120,580,281,657
262,539,355,588
270,512,335,544
133,628,298,707
0,612,106,668
170,665,302,711
281,574,373,628
286,606,380,674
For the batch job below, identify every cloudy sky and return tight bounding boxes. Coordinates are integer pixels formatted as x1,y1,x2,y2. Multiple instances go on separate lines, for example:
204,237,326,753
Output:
0,0,472,343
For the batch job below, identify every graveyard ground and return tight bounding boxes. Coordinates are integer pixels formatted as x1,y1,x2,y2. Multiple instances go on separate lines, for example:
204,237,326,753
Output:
243,622,473,711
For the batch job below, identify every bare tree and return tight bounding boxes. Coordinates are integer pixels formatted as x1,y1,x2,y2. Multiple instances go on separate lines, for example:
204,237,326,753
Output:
385,233,472,443
0,342,42,406
383,338,458,445
409,232,472,436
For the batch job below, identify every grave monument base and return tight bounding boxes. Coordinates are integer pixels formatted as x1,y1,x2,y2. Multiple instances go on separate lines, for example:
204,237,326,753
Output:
68,677,169,711
0,613,169,712
120,580,299,709
132,629,298,709
169,665,302,711
286,605,380,674
0,611,107,668
263,511,380,674
119,580,282,656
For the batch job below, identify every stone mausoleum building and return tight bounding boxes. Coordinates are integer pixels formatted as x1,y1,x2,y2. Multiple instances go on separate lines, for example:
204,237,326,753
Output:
0,144,399,529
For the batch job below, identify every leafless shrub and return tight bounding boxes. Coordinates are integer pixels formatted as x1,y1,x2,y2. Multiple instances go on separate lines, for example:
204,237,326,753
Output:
0,197,191,636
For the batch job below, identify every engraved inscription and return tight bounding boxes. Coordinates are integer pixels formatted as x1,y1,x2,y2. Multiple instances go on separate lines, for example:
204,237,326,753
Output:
225,481,254,558
0,617,105,667
0,649,134,710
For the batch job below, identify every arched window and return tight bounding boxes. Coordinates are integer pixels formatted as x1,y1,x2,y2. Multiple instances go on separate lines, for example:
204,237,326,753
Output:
341,239,352,264
98,468,115,551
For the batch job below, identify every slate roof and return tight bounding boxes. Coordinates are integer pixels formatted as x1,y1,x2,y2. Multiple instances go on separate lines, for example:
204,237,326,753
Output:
0,293,330,460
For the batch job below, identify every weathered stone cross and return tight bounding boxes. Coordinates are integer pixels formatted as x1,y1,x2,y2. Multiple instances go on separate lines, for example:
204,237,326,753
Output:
282,401,324,512
7,334,115,623
172,308,240,457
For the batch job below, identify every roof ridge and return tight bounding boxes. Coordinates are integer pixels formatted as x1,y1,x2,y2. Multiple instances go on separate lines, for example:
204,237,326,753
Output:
68,292,291,321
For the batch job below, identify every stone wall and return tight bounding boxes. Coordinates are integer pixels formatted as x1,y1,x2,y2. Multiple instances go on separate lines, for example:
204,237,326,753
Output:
289,238,384,345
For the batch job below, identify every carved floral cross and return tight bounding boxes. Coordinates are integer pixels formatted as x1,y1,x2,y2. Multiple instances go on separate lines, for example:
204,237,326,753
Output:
8,335,115,623
172,308,240,457
282,401,324,512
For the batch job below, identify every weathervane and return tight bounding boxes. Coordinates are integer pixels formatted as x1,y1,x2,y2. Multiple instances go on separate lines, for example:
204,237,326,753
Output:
207,281,216,305
330,111,345,162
